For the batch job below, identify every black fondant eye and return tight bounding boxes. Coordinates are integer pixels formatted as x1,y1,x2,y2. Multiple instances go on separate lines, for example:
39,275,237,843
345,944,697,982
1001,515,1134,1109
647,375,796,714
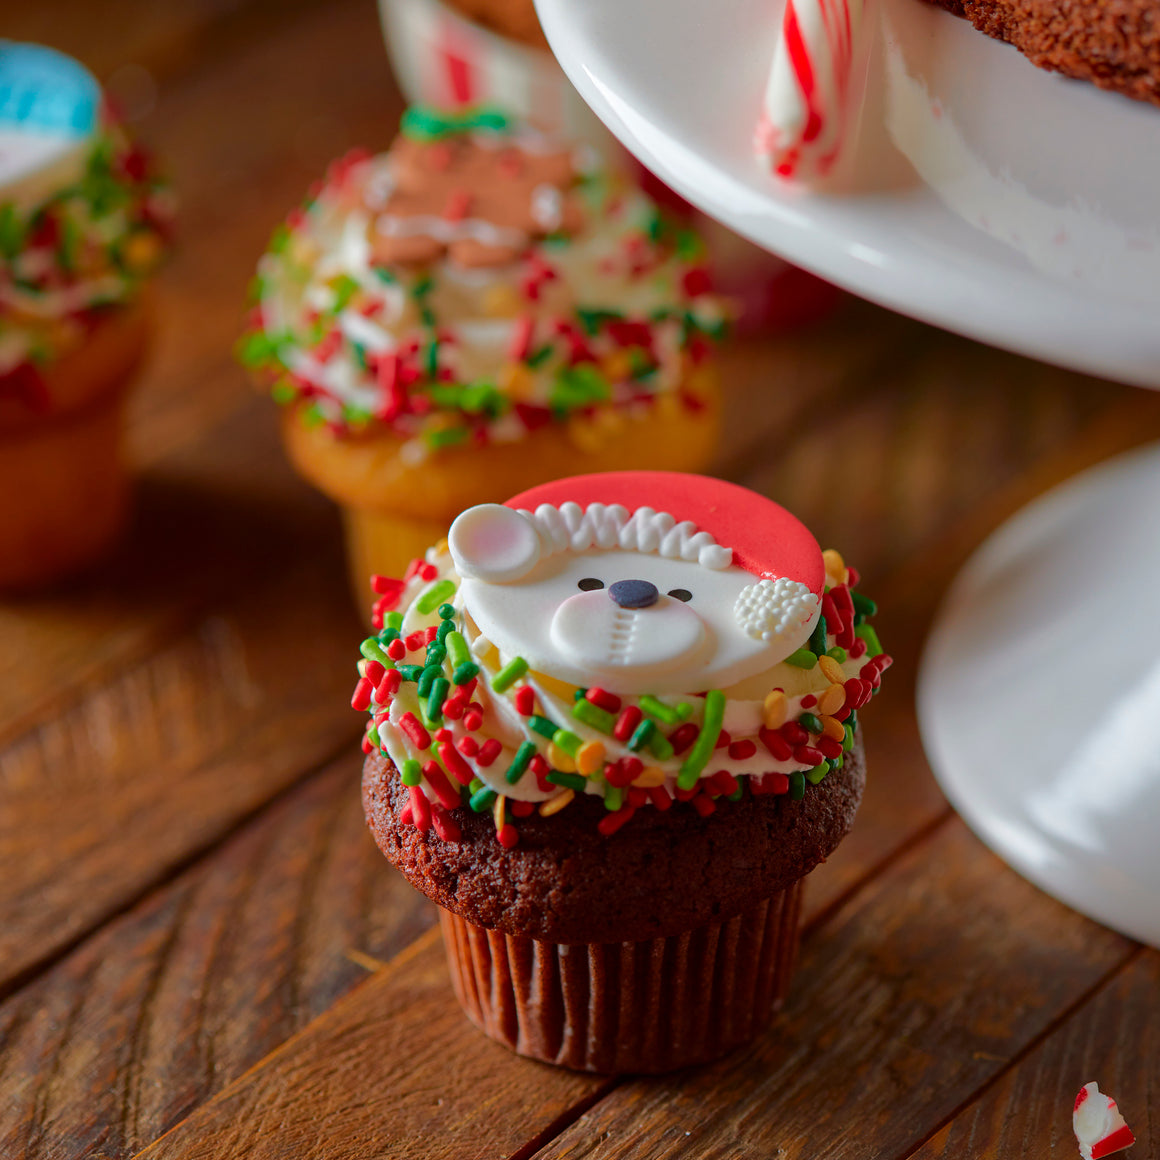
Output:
668,588,693,602
578,577,605,591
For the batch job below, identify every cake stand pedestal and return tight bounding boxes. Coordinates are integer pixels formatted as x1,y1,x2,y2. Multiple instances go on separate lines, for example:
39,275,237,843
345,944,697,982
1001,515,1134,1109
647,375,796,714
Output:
536,0,1160,946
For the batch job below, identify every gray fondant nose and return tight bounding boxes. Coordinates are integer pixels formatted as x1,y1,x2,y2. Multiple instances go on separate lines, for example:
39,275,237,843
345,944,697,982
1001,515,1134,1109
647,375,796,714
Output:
608,579,659,609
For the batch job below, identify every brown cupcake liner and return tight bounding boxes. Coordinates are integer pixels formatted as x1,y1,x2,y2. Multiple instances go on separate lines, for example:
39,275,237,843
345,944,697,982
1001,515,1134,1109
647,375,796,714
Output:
439,880,803,1074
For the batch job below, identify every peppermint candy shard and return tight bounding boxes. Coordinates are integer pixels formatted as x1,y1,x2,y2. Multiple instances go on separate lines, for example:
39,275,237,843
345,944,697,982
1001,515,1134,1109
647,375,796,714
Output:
1073,1082,1135,1160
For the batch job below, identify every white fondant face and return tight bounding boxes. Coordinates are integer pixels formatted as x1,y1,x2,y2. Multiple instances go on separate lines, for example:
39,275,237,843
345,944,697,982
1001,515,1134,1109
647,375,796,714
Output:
460,547,816,694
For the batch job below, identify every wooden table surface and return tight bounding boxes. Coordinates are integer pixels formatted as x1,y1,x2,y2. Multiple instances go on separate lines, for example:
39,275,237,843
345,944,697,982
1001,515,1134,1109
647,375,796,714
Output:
3,3,1157,1157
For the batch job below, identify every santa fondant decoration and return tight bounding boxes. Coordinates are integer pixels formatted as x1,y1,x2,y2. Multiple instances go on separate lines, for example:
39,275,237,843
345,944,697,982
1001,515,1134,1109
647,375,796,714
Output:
449,471,825,695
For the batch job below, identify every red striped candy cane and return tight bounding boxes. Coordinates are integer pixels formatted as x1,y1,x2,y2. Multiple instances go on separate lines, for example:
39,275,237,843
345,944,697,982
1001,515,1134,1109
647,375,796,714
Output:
755,0,868,181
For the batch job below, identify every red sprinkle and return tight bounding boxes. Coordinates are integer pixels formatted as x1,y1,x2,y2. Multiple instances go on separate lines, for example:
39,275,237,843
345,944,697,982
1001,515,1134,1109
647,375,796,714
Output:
497,823,519,849
443,695,465,721
781,722,809,746
597,805,636,836
669,723,700,755
586,687,622,713
431,804,461,842
386,638,406,661
681,266,713,297
752,772,790,795
409,786,432,831
439,741,475,786
399,712,431,750
759,727,793,761
371,575,403,596
457,736,479,757
675,784,700,802
363,661,386,686
627,788,649,808
508,315,535,362
375,669,401,702
361,731,374,755
849,637,868,659
715,730,732,750
402,556,425,583
711,770,740,796
476,738,502,767
399,803,413,826
817,737,843,760
613,706,643,742
351,677,372,711
800,694,817,709
692,794,717,818
443,189,471,221
514,686,536,716
463,708,484,732
728,739,757,761
422,760,460,809
795,746,824,766
512,800,535,817
404,631,426,652
434,728,452,743
648,786,673,811
529,753,551,793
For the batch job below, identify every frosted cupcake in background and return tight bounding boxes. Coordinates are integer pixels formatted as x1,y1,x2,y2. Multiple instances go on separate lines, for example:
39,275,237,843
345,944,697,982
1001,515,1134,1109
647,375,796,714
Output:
241,106,726,595
0,41,171,589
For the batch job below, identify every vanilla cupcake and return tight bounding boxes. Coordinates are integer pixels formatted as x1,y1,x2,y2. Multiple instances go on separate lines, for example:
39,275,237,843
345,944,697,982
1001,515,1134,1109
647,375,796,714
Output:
0,41,171,588
358,471,891,1072
240,106,725,593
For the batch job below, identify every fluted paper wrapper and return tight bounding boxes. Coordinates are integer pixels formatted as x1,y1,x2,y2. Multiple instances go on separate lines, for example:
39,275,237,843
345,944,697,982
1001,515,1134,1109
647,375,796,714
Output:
439,882,803,1073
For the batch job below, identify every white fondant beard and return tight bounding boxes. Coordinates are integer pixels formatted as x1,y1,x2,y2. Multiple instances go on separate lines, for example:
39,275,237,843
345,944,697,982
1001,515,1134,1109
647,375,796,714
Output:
460,548,815,694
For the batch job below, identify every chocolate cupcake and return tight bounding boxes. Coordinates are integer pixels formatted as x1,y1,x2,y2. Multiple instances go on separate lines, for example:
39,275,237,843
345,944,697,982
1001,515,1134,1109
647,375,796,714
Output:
356,471,890,1072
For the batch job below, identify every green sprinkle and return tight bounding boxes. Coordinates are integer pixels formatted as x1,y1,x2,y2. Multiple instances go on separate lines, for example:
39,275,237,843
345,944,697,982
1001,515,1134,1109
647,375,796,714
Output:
552,729,583,756
401,104,511,142
377,627,401,645
453,661,480,685
647,731,675,762
425,645,447,669
526,343,554,368
529,715,557,740
809,615,829,656
360,638,389,666
426,677,450,724
401,759,422,787
415,579,456,614
436,622,455,645
848,711,859,734
504,740,537,785
425,425,469,450
799,712,823,734
789,771,806,800
491,657,528,694
470,786,497,812
604,784,624,811
575,307,623,336
367,726,381,748
852,591,878,617
386,611,404,631
830,754,844,772
446,631,471,669
572,697,616,733
785,649,818,669
469,778,483,794
728,784,744,802
627,718,656,752
417,666,439,698
826,646,848,663
678,690,725,790
437,603,456,620
843,724,855,752
855,624,884,658
638,695,691,725
547,771,586,791
805,763,829,785
573,688,587,701
397,664,423,682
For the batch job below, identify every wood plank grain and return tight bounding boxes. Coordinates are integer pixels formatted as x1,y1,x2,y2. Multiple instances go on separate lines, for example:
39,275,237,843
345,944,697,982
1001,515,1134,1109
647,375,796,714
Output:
0,756,436,1160
527,822,1134,1160
910,948,1155,1160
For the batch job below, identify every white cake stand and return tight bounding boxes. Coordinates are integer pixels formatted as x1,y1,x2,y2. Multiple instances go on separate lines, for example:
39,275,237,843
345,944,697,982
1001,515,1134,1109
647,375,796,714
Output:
536,0,1160,945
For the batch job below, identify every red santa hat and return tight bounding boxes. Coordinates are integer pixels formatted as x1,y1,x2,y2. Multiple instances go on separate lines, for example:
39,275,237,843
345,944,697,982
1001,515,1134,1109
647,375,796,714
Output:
504,471,824,592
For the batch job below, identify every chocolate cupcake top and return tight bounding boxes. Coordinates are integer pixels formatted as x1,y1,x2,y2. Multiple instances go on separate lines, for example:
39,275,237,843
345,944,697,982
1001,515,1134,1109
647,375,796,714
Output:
0,42,172,399
241,106,724,457
352,471,890,850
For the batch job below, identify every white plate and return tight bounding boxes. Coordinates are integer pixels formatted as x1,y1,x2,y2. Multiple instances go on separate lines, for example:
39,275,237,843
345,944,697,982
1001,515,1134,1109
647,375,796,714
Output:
918,444,1160,947
535,0,1160,387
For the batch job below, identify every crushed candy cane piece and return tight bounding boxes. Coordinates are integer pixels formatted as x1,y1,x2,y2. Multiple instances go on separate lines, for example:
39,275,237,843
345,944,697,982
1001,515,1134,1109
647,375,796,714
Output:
1073,1082,1135,1160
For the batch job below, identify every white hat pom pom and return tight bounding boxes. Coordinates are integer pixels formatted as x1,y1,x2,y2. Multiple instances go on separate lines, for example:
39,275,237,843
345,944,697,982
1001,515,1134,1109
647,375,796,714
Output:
734,577,820,643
